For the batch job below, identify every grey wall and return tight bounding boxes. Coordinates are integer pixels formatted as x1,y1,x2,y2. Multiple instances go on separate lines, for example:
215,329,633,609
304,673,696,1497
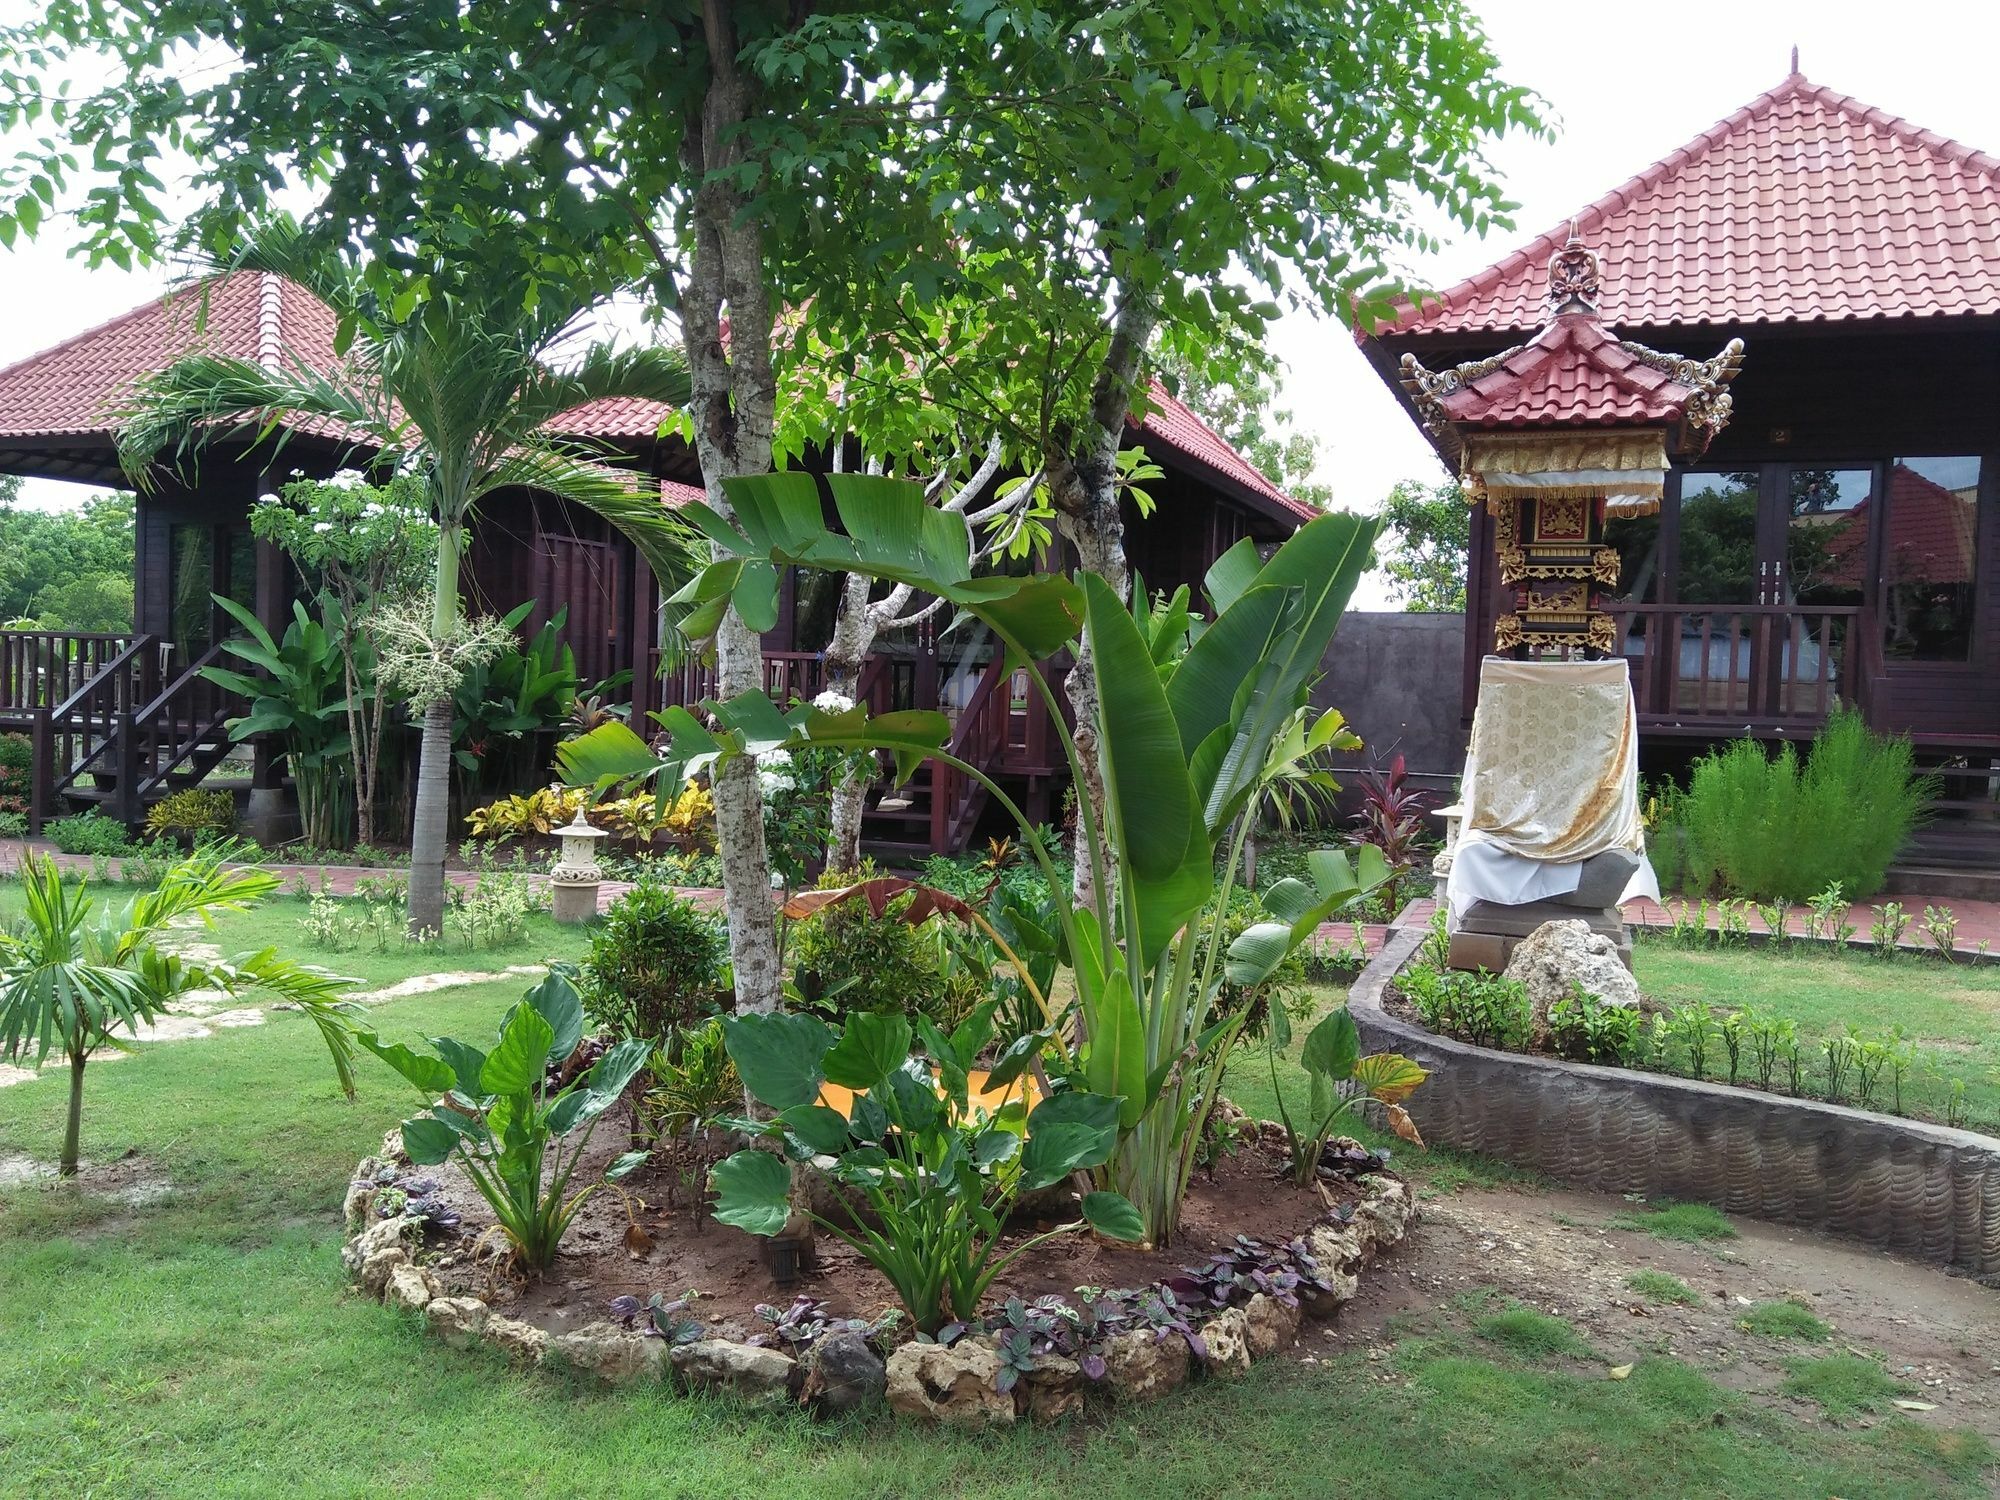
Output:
1315,612,1467,788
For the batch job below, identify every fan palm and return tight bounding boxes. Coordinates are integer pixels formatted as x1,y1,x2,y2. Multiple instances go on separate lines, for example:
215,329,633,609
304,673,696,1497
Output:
0,848,360,1175
117,220,698,933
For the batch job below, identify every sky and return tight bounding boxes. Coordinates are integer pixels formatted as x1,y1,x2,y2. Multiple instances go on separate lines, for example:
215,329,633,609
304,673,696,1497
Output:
3,0,2000,543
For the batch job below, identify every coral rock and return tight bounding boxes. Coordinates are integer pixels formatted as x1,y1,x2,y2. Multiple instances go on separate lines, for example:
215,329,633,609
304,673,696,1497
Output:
801,1331,887,1417
669,1339,796,1401
358,1246,409,1300
885,1341,1015,1428
1103,1330,1190,1400
340,1212,418,1278
383,1261,437,1313
1200,1307,1253,1376
548,1321,668,1385
1242,1293,1301,1358
1503,919,1640,1041
424,1297,491,1350
1020,1353,1085,1422
483,1315,551,1365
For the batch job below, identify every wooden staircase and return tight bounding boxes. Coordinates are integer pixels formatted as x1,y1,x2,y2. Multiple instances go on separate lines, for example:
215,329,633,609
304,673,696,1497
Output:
860,654,1033,859
7,633,247,831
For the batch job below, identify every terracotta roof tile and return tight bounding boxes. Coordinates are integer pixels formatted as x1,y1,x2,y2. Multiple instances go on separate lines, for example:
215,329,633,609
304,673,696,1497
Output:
1374,73,2000,337
1132,381,1316,519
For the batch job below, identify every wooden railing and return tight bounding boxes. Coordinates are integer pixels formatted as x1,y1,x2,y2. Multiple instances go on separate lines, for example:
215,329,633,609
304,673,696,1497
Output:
1607,604,1859,728
121,643,245,813
652,648,916,718
931,656,1010,853
29,636,162,829
0,631,145,718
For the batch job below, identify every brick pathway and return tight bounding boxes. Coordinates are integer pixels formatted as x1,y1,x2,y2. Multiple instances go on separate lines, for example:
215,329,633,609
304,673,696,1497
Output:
1388,892,2000,962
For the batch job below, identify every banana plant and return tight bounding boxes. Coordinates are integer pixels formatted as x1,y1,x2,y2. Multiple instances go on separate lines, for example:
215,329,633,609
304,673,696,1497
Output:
356,971,650,1273
709,1004,1140,1331
561,472,1385,1244
1265,1004,1427,1188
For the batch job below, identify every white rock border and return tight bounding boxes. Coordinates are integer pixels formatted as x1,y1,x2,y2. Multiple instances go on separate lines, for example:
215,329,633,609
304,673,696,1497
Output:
339,1140,1419,1425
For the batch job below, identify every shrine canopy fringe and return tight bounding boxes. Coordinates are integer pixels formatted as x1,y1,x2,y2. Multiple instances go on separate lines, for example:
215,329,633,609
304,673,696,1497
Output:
1463,430,1667,516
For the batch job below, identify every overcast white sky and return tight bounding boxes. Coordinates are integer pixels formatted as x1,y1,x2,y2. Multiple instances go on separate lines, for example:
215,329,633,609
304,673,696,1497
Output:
4,0,1999,550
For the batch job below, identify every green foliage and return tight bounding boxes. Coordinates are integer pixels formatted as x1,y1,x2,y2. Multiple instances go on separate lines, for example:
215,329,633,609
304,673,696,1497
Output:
442,869,544,950
1652,999,1716,1079
1680,712,1935,901
33,570,134,632
579,883,726,1043
1624,1270,1699,1306
358,970,649,1272
452,602,579,796
1738,1300,1831,1342
788,863,984,1032
1473,1304,1595,1361
0,811,25,839
44,812,133,857
1546,986,1646,1066
0,847,357,1172
1399,963,1531,1050
713,1005,1138,1331
0,489,131,623
1781,1354,1912,1420
202,595,357,849
145,788,236,841
1153,345,1329,509
1375,479,1469,611
1264,1004,1426,1186
1607,1200,1738,1244
641,1016,739,1141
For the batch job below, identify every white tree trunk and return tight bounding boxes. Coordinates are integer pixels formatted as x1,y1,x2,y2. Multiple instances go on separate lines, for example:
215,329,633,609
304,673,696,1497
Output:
822,571,877,873
406,696,453,935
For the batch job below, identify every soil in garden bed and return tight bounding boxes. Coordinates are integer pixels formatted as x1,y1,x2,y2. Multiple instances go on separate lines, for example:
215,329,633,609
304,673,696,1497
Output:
422,1102,1356,1340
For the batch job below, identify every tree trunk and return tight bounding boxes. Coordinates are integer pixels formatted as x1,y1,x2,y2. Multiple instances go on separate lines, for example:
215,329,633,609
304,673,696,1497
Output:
407,521,463,937
1047,291,1153,917
60,1050,85,1177
678,0,783,1021
822,572,877,873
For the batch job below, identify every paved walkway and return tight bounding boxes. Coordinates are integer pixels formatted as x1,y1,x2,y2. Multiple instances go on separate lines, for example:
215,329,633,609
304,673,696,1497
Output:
1391,891,2000,961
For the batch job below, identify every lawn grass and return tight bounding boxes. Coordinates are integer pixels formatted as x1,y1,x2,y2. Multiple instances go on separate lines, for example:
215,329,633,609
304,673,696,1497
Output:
0,905,1991,1497
1635,942,2000,1131
1606,1200,1738,1244
1625,1270,1700,1306
1472,1304,1597,1362
1737,1300,1832,1343
1782,1354,1916,1421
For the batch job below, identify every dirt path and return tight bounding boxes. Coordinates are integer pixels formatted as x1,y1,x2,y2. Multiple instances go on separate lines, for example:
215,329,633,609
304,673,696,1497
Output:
1325,1178,2000,1439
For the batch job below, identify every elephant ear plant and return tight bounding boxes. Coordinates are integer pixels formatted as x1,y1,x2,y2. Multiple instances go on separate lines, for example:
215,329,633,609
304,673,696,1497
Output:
356,972,649,1274
563,473,1386,1246
709,1006,1141,1334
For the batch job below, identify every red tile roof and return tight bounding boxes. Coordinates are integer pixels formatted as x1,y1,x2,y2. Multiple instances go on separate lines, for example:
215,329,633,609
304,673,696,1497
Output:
1823,463,1979,588
1424,311,1707,430
1375,72,2000,338
0,277,1310,522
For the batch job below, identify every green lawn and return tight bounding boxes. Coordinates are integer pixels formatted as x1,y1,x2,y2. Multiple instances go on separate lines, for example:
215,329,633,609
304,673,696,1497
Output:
0,899,1989,1497
1633,941,2000,1132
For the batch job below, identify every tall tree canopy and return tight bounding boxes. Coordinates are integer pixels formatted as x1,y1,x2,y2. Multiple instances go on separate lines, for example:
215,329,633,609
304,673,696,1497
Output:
1376,479,1471,613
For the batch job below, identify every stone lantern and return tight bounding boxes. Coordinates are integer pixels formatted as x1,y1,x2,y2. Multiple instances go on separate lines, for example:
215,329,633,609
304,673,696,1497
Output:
548,810,608,924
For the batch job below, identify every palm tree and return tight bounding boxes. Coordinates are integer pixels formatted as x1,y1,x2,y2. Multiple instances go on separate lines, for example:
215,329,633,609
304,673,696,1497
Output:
0,849,360,1175
117,222,697,932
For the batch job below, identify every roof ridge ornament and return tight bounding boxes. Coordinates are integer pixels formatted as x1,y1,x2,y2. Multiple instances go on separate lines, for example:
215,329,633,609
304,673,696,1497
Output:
1547,226,1600,314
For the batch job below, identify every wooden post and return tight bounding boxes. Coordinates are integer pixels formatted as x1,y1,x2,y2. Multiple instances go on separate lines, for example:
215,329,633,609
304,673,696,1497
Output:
113,709,139,827
628,552,655,725
28,707,50,834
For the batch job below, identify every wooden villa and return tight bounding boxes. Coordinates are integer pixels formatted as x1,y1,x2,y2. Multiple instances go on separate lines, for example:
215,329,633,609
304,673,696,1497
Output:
0,272,1312,853
1359,69,2000,869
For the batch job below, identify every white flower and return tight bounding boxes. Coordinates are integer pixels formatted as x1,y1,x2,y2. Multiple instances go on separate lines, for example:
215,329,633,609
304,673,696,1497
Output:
312,521,333,533
811,689,855,714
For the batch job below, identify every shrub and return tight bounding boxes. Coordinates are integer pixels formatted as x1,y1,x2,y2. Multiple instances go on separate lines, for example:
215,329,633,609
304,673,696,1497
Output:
1545,985,1645,1066
579,882,727,1043
640,1015,740,1139
45,812,132,857
787,861,984,1030
1399,962,1530,1050
145,787,236,841
0,731,31,810
1680,710,1934,901
0,810,26,839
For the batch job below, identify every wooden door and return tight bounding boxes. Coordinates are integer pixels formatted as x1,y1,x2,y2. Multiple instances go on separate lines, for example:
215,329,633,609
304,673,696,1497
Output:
535,534,622,689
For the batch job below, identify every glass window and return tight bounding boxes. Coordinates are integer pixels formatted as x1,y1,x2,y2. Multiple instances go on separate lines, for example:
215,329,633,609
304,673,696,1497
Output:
1883,456,1981,661
1674,470,1759,604
168,523,214,661
1783,467,1870,607
1601,513,1662,603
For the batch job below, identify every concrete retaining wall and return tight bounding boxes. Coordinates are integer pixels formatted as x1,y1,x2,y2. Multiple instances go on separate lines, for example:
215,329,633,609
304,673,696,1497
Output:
1351,926,2000,1276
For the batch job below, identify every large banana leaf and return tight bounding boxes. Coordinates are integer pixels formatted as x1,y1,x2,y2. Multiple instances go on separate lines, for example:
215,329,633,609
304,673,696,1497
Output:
1080,575,1211,962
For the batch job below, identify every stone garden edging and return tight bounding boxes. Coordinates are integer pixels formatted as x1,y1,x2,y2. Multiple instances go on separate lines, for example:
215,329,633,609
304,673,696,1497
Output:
337,1139,1420,1426
1352,925,2000,1277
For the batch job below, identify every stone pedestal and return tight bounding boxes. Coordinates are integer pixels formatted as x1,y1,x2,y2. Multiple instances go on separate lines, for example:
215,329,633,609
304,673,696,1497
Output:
1448,901,1631,973
550,879,599,924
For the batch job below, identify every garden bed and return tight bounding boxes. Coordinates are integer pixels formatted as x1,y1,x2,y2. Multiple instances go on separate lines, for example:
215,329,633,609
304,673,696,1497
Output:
338,1110,1420,1426
1351,926,2000,1278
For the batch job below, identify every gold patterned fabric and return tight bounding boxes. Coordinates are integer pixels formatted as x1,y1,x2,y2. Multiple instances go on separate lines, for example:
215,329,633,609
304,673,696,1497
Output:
1460,657,1645,864
1463,430,1667,514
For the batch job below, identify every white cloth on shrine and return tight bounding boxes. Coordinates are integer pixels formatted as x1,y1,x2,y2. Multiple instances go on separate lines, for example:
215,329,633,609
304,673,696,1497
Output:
1444,657,1659,926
